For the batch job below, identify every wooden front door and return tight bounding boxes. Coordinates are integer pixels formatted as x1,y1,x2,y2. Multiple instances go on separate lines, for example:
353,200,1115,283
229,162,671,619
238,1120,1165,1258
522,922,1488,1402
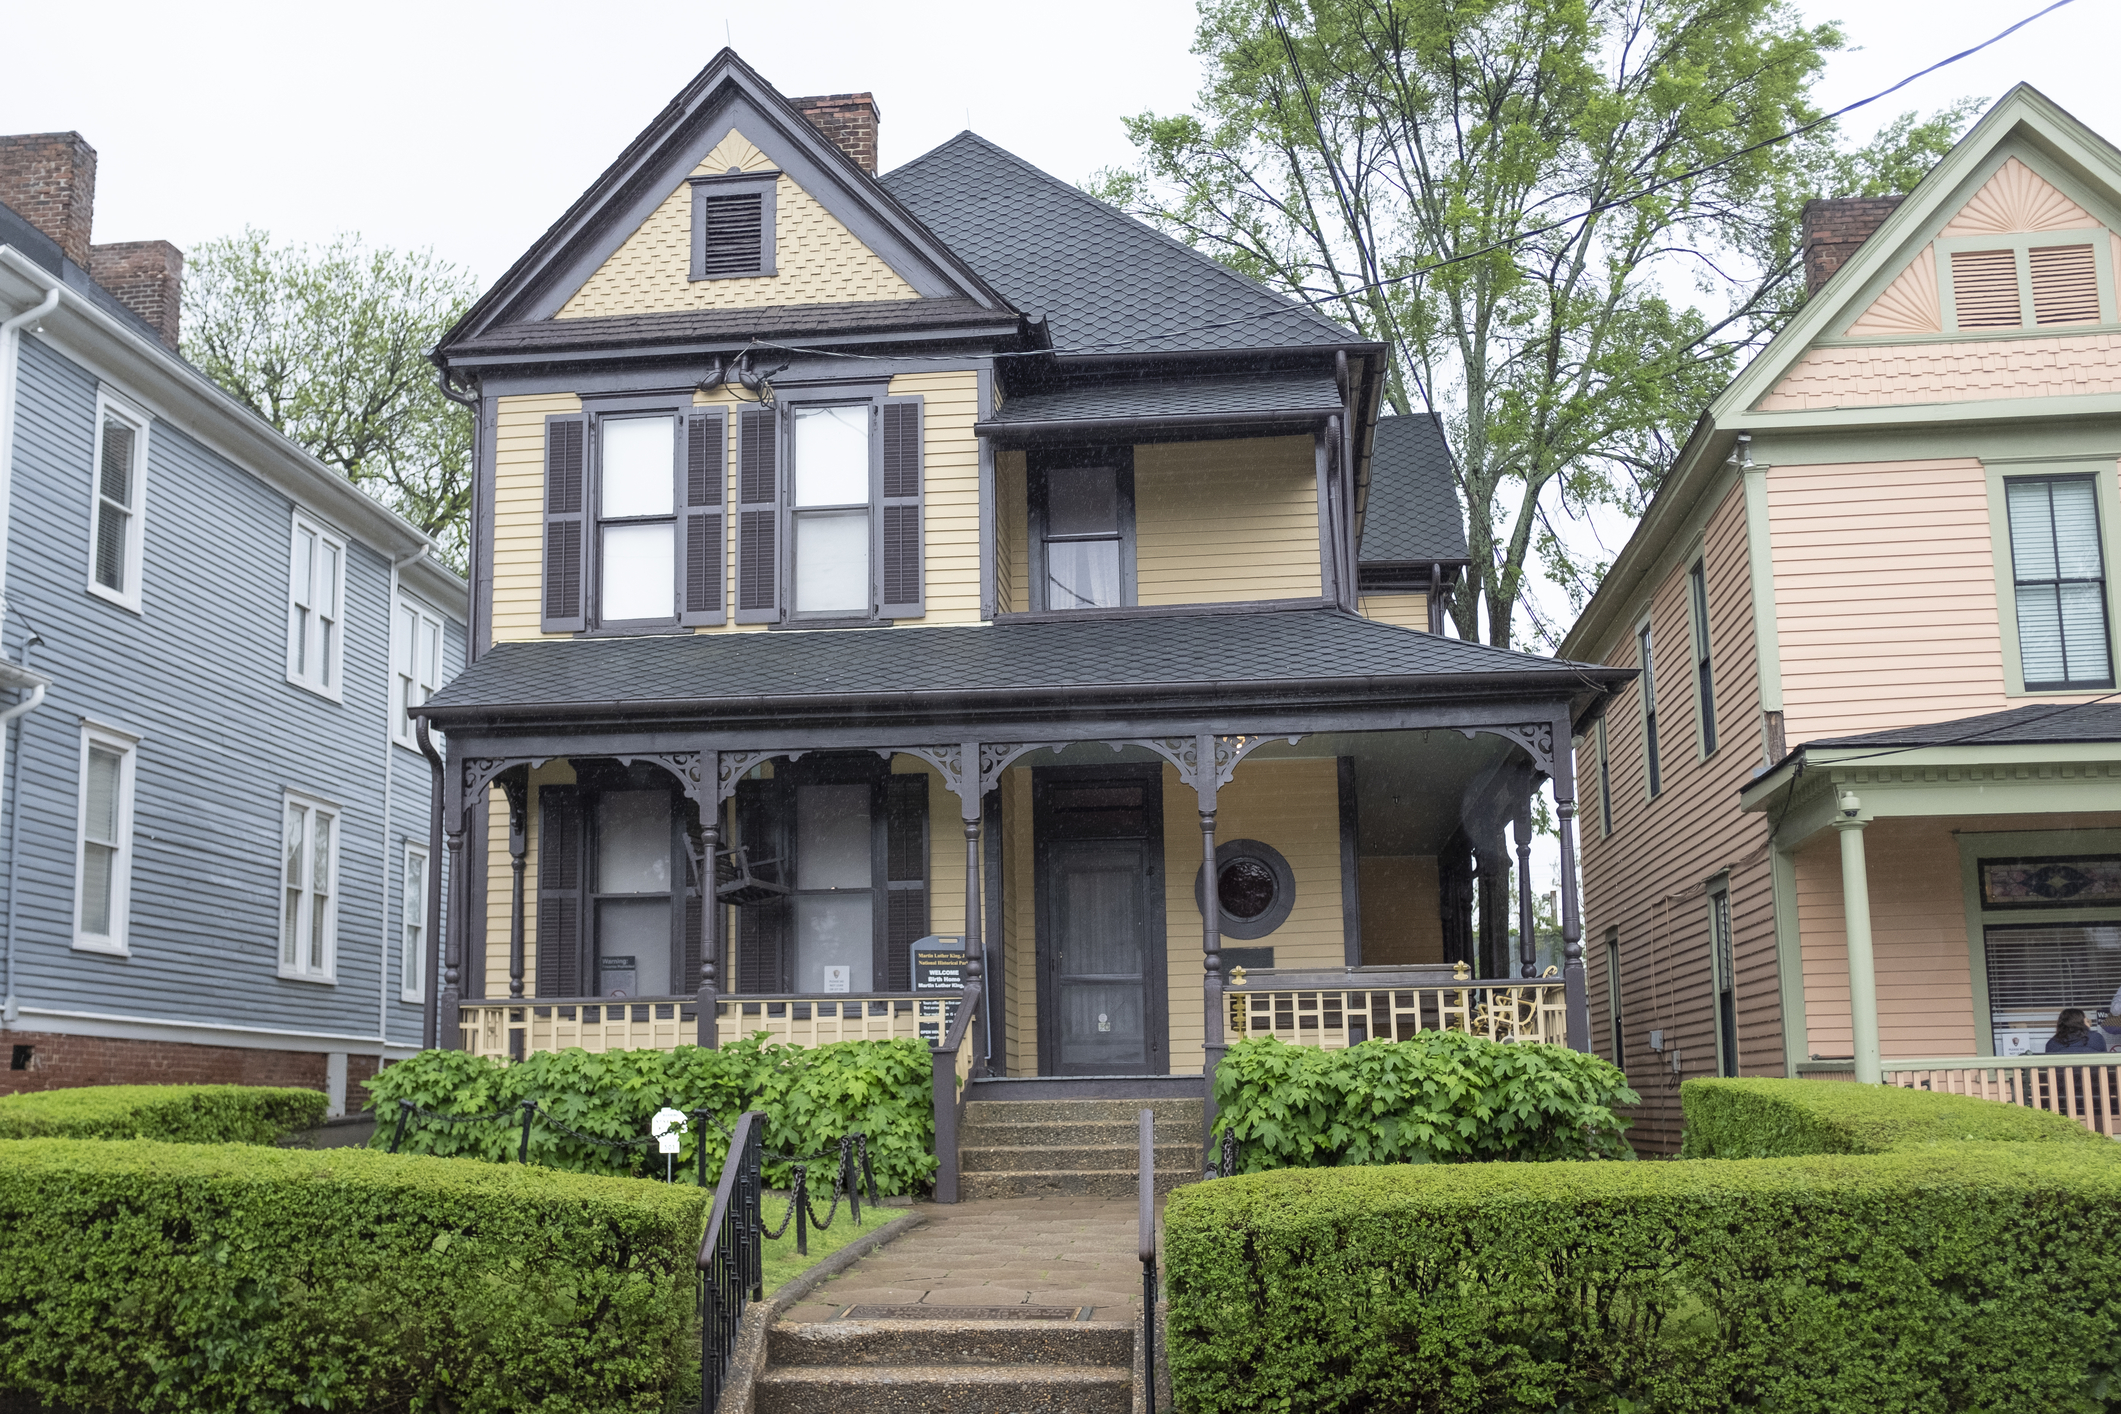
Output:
1035,765,1167,1076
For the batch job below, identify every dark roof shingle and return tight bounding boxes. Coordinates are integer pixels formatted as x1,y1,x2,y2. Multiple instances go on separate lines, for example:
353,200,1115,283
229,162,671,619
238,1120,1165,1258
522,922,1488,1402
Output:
1360,413,1468,563
446,296,1009,358
880,133,1358,358
985,374,1341,426
1805,702,2121,750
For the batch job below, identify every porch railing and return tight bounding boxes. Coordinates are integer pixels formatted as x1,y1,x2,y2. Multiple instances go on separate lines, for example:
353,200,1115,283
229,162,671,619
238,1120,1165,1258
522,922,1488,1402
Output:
696,1109,765,1411
458,992,953,1060
1882,1054,2121,1137
1225,966,1569,1049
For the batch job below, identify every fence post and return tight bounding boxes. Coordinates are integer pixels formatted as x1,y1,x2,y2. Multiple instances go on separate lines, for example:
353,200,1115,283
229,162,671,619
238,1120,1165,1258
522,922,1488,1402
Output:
793,1164,808,1256
519,1101,536,1165
390,1099,411,1154
842,1136,861,1226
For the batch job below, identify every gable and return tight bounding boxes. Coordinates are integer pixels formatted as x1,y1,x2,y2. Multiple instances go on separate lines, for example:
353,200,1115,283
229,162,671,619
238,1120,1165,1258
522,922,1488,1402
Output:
558,126,918,319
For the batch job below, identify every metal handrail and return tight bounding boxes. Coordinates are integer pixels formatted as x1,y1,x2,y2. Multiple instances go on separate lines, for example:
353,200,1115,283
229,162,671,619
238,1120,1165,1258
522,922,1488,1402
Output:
696,1109,766,1413
1139,1107,1157,1414
929,983,982,1202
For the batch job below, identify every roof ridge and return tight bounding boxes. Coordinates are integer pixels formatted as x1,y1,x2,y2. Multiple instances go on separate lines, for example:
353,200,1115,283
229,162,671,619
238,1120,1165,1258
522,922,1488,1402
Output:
885,131,1355,344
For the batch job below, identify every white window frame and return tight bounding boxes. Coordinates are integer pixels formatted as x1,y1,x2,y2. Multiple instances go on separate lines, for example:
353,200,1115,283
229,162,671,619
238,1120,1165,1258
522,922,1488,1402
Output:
280,790,342,983
286,512,347,701
400,841,429,1003
85,390,149,614
73,721,141,955
391,597,444,750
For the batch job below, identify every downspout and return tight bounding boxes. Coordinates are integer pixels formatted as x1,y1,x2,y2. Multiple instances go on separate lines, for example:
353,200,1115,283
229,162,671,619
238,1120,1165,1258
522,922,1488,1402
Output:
376,551,416,1045
0,638,47,1026
416,714,446,1051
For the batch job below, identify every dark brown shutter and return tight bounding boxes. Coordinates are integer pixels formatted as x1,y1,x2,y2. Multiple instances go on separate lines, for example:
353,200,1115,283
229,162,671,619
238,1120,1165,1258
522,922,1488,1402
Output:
680,409,726,626
734,778,789,991
535,787,584,997
735,406,779,623
883,774,929,991
542,416,588,632
878,399,923,619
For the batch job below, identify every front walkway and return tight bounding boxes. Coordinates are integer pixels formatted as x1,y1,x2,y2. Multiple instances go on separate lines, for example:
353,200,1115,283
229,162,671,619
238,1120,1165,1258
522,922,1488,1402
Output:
783,1195,1158,1324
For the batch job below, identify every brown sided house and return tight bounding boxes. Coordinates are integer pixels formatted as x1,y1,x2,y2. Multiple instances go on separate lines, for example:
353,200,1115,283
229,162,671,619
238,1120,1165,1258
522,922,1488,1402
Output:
1561,85,2121,1150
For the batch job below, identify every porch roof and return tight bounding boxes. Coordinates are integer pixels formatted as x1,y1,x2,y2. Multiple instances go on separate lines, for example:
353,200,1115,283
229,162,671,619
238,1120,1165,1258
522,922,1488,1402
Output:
976,373,1342,434
421,607,1626,728
1802,702,2121,750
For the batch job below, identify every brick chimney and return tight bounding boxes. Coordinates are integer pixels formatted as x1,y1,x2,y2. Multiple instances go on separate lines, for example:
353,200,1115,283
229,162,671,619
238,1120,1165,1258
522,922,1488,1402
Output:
1801,196,1905,296
89,241,183,350
790,94,880,175
0,132,98,267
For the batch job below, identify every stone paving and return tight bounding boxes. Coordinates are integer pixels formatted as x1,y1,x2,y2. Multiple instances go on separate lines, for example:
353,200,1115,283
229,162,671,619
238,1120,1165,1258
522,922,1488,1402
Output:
783,1194,1160,1325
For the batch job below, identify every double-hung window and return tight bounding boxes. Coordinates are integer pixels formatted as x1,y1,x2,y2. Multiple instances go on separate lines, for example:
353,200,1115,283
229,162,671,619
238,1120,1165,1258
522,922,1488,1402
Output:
791,405,873,617
393,599,443,748
401,843,429,1002
1637,622,1662,797
88,394,147,610
1030,450,1136,611
1708,885,1737,1077
1688,559,1717,756
281,793,340,981
2007,475,2114,690
74,724,138,954
598,413,680,625
287,516,345,697
1595,716,1613,837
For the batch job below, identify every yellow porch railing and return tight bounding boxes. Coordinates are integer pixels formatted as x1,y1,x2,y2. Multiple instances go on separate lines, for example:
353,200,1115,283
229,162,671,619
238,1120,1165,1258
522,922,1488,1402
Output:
1882,1054,2121,1137
458,993,949,1061
1227,970,1569,1049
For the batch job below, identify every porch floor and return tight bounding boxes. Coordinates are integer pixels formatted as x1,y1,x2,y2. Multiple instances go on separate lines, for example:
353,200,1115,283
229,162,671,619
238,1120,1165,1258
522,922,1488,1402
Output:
783,1196,1158,1324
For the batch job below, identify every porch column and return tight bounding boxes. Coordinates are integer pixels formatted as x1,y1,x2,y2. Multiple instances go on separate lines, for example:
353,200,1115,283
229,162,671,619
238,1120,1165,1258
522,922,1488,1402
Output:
503,771,528,998
1513,804,1536,979
696,752,720,1048
1833,791,1882,1084
416,718,446,1051
442,814,467,1050
1195,733,1225,1170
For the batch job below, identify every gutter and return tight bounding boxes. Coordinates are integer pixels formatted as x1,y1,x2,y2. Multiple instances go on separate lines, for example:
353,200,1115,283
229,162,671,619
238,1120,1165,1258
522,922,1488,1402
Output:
0,286,62,610
974,406,1338,442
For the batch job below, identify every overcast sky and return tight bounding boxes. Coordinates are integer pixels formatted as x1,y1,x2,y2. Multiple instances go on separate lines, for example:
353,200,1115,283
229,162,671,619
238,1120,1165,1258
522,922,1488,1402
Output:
2,0,2111,286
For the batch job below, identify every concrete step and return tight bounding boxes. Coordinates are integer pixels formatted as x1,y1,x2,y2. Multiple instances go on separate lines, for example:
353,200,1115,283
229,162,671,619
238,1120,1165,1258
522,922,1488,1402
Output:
962,1097,1202,1126
959,1167,1200,1199
959,1119,1197,1147
755,1363,1131,1414
768,1318,1133,1368
960,1142,1200,1175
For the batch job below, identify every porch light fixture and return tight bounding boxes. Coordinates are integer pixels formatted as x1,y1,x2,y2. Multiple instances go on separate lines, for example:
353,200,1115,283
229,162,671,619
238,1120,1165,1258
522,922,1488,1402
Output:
1840,790,1862,819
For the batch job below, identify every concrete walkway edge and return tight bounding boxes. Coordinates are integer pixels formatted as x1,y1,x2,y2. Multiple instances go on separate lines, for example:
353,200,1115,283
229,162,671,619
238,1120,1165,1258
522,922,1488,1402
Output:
713,1210,927,1414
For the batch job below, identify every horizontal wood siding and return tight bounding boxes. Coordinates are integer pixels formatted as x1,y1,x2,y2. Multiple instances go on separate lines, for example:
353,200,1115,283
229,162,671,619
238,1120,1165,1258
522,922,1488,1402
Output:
1358,592,1428,629
385,604,465,1043
559,130,915,319
1578,478,1776,1152
492,393,582,643
1133,437,1321,605
888,370,981,625
996,450,1025,617
1358,857,1442,963
1002,769,1034,1075
1767,458,2121,743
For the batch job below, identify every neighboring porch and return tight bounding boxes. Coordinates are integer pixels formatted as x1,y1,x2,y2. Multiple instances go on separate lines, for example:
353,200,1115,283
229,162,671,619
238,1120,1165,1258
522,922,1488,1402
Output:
1741,705,2121,1131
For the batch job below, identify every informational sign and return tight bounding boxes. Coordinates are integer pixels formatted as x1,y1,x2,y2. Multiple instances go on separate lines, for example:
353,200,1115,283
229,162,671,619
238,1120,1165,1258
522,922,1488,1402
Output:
912,936,967,992
600,956,637,998
916,994,962,1045
822,965,851,994
651,1107,687,1155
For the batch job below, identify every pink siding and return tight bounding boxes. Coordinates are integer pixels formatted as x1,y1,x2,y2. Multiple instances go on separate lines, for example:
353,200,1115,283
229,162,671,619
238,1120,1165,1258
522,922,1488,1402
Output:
1768,458,2121,743
1758,333,2121,411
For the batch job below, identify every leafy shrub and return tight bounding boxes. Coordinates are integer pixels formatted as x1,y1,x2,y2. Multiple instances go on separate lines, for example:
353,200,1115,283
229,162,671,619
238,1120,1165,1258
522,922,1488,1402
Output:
1165,1143,2121,1414
366,1035,936,1195
1212,1032,1637,1167
1680,1075,2103,1157
0,1138,704,1412
0,1084,326,1144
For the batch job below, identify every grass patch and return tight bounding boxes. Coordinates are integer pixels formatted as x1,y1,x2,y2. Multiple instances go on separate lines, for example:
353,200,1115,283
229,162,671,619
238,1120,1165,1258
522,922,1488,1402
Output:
756,1189,902,1293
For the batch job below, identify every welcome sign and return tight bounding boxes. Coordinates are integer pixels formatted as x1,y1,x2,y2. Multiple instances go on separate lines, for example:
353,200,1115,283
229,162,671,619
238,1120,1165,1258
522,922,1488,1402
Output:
912,935,968,991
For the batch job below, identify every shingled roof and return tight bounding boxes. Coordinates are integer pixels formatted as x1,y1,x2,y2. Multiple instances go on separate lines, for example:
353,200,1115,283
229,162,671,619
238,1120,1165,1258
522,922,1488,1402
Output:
1803,702,2121,750
423,607,1622,725
1360,413,1468,564
983,373,1342,428
879,133,1359,358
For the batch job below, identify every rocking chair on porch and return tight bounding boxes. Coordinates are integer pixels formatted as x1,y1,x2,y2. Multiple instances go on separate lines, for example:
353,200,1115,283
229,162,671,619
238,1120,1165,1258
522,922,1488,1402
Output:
714,845,790,906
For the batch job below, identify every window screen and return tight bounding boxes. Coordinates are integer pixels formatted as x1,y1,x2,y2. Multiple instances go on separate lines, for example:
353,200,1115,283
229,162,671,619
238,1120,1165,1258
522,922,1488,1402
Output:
2007,476,2113,690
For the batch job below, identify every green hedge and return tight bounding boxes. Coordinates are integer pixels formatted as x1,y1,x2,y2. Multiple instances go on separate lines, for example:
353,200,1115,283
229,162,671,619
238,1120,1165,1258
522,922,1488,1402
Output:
1213,1032,1638,1167
366,1035,936,1195
1165,1143,2121,1413
0,1084,327,1144
0,1138,705,1413
1679,1076,2104,1157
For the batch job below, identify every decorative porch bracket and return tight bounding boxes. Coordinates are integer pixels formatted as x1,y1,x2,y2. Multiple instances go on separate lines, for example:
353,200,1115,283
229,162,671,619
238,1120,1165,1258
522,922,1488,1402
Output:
1126,733,1303,1167
1453,721,1557,777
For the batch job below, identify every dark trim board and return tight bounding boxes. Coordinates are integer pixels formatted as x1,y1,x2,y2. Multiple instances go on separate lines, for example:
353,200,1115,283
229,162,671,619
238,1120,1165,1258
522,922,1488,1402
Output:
966,1074,1206,1102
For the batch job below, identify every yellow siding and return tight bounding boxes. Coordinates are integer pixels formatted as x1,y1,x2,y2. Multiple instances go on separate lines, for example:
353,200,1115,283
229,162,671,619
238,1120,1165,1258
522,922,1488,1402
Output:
559,129,915,318
1358,857,1443,964
1160,758,1345,1073
1359,592,1428,629
889,756,967,941
493,393,583,642
1002,769,1036,1076
997,450,1027,615
1134,437,1321,605
889,370,982,625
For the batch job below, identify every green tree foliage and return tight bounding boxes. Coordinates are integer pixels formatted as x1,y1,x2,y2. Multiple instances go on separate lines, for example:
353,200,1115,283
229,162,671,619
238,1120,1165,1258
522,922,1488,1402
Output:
181,229,479,572
1092,0,1976,647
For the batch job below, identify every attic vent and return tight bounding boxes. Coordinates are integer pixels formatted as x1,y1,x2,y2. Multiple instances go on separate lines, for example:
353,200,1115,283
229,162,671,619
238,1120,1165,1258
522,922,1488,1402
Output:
1950,248,2022,328
2030,243,2100,325
699,192,764,276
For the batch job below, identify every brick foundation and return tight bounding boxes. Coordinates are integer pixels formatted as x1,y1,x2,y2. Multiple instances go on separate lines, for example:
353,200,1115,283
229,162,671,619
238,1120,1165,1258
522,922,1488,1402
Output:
1,1030,383,1101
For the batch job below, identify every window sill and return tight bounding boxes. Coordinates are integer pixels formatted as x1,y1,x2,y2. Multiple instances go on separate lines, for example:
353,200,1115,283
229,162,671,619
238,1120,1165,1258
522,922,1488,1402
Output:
285,672,345,705
85,581,142,616
400,989,426,1006
768,617,895,631
278,969,339,986
71,937,129,957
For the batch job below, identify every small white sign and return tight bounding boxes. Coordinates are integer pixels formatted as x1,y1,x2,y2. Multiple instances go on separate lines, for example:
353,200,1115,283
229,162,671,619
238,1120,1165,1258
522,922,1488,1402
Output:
651,1106,687,1155
822,965,852,994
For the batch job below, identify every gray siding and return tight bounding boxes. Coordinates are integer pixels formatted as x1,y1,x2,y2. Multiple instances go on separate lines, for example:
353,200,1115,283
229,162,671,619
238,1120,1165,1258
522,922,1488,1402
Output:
382,597,466,1048
2,332,454,1051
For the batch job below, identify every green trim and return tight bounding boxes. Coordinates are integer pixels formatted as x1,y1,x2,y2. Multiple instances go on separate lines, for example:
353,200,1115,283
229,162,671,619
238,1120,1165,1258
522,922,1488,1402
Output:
1954,826,2121,1058
1735,392,2121,437
1635,612,1661,803
1772,845,1806,1076
1749,425,2121,469
1740,464,1782,718
1930,228,2117,333
1982,456,2121,697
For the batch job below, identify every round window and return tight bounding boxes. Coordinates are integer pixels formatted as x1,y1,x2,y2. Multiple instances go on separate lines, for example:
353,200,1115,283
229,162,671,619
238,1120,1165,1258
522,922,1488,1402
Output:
1194,839,1295,940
